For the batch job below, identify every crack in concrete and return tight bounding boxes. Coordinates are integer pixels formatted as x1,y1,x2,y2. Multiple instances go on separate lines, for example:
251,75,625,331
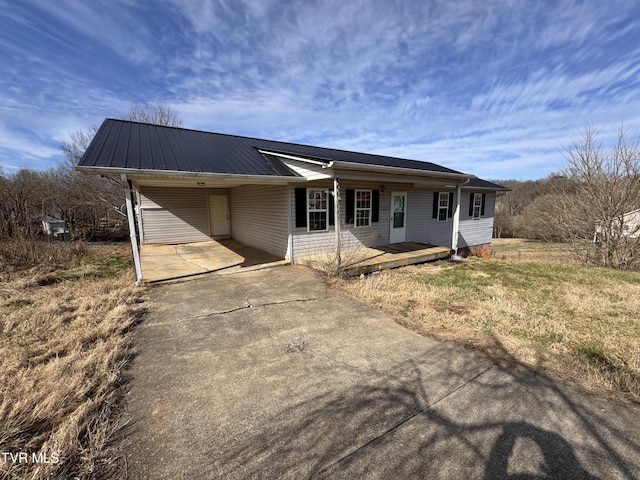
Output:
313,365,494,478
142,297,325,327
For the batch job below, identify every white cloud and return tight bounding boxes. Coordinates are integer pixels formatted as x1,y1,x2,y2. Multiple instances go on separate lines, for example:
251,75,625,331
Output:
2,0,640,178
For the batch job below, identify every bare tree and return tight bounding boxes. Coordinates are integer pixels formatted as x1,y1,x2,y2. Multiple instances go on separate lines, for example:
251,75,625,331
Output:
124,103,182,128
58,103,182,239
551,126,640,269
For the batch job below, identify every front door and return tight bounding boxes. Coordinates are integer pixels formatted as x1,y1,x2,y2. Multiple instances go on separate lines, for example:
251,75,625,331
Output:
209,194,230,238
389,192,407,243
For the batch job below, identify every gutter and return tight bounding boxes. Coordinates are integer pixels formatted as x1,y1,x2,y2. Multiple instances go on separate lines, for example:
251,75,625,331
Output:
76,165,306,184
328,160,473,180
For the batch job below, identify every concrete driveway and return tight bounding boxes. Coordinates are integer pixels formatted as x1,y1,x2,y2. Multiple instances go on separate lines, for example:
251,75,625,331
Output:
121,266,640,479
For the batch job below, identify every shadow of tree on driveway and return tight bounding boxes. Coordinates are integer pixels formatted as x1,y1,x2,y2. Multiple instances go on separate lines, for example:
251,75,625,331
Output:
200,337,639,480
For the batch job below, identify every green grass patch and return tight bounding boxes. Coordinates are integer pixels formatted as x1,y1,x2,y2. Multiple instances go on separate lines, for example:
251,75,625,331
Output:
338,240,640,405
513,330,564,347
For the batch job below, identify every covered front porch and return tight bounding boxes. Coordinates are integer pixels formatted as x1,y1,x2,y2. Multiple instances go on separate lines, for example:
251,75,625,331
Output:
300,242,452,276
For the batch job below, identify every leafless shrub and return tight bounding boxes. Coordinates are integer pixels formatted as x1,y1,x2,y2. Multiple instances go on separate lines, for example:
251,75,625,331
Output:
0,239,87,277
300,229,378,277
549,126,640,269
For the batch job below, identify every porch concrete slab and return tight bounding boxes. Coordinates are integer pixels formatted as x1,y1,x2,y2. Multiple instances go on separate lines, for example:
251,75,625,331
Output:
121,266,640,479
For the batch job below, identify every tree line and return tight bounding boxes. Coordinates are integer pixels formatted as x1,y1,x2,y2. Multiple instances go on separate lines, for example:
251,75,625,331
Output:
0,104,181,241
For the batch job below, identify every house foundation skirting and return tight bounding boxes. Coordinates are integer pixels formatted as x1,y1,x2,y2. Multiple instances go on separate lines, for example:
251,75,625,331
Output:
457,243,492,259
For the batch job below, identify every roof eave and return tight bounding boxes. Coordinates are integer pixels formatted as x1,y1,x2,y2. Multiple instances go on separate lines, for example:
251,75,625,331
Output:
75,165,306,183
330,160,472,180
462,185,511,192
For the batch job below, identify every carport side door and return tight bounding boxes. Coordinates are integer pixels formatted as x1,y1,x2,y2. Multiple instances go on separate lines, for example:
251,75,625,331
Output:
389,192,407,243
208,194,231,238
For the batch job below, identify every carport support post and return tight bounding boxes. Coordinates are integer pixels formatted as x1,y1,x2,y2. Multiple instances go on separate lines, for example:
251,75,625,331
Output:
334,177,341,268
121,174,143,285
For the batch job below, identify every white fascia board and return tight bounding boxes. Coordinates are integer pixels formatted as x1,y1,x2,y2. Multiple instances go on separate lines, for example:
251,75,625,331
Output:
330,160,472,181
76,165,305,184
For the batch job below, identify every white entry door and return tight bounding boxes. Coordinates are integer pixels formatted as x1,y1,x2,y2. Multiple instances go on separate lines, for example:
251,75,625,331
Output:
209,194,230,238
389,192,407,243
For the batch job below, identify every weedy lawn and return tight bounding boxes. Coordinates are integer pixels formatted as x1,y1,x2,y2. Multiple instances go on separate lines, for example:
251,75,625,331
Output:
335,239,640,406
0,240,147,479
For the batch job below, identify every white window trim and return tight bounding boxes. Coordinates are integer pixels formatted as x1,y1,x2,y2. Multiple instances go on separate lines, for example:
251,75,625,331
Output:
438,192,449,222
307,188,328,232
472,193,483,220
355,189,372,228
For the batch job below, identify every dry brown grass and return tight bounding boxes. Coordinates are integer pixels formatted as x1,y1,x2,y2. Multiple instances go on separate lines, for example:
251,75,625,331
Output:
0,241,147,479
334,239,640,406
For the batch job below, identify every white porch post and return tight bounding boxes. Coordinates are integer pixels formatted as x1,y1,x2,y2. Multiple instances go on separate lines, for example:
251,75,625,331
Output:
452,178,471,255
334,177,341,267
121,174,143,285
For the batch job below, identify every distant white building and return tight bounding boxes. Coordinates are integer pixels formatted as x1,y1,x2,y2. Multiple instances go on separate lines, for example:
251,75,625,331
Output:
621,209,640,238
594,208,640,241
41,215,68,236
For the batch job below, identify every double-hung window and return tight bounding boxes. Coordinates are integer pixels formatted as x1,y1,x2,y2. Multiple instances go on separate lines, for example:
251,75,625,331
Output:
472,193,483,220
355,190,372,227
307,189,328,231
438,192,449,222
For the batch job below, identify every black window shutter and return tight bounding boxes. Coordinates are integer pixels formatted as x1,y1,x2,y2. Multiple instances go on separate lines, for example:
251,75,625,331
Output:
432,192,439,219
328,192,335,226
481,193,486,216
295,188,307,228
469,193,474,217
372,190,380,222
346,189,355,225
448,192,454,218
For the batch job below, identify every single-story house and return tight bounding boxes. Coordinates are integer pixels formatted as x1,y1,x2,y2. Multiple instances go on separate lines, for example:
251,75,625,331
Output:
77,119,508,282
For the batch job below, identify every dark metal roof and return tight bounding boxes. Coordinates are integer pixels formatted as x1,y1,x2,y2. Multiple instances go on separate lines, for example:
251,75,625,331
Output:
465,178,511,191
79,119,299,177
79,119,507,190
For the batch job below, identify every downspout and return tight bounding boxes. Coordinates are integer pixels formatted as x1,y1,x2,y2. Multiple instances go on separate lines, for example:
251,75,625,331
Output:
121,174,143,285
451,178,471,260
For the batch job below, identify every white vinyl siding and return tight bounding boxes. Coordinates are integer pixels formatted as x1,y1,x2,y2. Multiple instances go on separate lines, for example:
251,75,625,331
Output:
230,185,289,258
139,187,223,244
291,182,390,261
406,190,453,247
459,192,495,247
279,158,332,181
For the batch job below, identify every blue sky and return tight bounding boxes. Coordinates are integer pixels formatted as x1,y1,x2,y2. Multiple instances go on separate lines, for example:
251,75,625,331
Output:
1,0,640,180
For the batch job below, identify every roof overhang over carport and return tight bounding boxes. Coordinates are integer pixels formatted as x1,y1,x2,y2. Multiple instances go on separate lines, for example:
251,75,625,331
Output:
76,165,308,189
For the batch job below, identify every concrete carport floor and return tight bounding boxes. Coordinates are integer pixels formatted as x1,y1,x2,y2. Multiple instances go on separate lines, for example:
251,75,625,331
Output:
139,239,287,282
119,265,640,479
